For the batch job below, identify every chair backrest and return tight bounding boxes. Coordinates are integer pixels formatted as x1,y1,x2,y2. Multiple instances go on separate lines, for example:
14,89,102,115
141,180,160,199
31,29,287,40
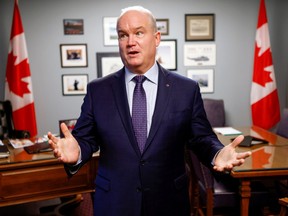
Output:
186,149,239,216
0,100,14,139
188,150,214,190
203,98,225,127
276,108,288,138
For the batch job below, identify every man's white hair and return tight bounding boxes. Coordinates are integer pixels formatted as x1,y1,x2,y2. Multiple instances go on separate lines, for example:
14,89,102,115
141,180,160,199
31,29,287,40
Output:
118,6,157,32
120,5,152,16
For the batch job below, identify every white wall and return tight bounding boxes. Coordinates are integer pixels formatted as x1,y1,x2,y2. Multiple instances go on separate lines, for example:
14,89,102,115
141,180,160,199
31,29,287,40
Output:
0,0,287,136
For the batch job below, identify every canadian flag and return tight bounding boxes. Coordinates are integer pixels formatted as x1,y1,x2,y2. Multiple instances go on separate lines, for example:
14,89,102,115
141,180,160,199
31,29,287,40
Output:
5,0,38,138
251,0,280,130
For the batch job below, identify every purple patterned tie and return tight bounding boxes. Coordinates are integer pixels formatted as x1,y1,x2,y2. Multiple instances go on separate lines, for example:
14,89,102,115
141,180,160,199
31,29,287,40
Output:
132,75,147,153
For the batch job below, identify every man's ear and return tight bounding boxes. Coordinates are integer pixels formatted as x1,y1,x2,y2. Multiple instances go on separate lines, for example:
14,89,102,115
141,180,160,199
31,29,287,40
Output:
155,31,161,47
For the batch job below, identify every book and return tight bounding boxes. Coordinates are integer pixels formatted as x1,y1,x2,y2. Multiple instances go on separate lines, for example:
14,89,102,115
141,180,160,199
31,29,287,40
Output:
24,141,51,154
0,144,10,158
9,139,34,149
235,135,268,147
213,127,242,136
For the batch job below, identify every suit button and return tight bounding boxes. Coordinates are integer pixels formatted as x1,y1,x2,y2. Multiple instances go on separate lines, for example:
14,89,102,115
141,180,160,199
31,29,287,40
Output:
140,160,146,166
136,187,142,192
143,187,150,192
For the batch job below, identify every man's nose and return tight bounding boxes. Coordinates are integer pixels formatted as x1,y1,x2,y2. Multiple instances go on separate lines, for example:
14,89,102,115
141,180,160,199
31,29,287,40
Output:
127,35,137,45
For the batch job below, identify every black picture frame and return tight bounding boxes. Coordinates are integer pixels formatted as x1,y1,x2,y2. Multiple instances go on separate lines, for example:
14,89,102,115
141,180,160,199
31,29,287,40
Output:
156,39,177,71
62,74,88,96
58,119,77,138
60,44,88,68
63,19,84,35
156,19,169,35
187,69,214,93
96,52,123,77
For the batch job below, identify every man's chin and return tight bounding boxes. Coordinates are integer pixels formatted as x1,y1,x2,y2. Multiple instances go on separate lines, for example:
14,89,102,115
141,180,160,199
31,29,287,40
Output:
126,60,141,68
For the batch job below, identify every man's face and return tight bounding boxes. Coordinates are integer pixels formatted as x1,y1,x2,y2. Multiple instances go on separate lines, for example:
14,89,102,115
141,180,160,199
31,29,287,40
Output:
117,11,161,74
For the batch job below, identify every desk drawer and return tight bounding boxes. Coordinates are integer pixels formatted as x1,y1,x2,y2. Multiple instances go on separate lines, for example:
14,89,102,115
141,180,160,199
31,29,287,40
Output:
0,163,93,201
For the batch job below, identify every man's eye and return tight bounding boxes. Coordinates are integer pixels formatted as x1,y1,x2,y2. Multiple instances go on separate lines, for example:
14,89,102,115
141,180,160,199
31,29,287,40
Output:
136,32,144,37
119,34,128,40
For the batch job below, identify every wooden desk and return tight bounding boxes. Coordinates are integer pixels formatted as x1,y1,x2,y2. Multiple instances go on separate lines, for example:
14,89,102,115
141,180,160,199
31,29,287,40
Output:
217,126,288,216
0,142,98,207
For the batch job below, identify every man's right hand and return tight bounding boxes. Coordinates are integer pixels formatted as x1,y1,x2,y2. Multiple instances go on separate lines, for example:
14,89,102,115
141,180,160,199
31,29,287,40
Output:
47,123,80,164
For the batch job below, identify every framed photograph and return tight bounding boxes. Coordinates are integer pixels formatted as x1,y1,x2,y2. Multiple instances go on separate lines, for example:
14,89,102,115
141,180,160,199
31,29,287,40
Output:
187,69,214,93
60,44,88,68
156,19,169,35
63,19,84,35
103,17,118,46
184,44,216,66
185,14,215,41
62,74,88,96
96,52,123,77
59,119,77,138
156,39,177,71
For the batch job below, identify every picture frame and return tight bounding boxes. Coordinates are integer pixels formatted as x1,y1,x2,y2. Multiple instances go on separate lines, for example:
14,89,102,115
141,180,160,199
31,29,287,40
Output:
59,119,77,138
60,44,88,68
63,19,84,35
103,17,118,46
96,52,123,77
184,44,216,66
187,69,214,93
156,39,177,71
185,14,215,41
62,74,88,96
156,19,169,35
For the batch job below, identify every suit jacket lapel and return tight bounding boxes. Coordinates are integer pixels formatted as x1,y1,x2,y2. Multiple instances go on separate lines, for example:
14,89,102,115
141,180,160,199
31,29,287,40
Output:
111,69,142,156
144,65,172,153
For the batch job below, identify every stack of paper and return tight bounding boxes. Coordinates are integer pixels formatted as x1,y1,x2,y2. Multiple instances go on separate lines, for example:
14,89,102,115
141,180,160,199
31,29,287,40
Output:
213,127,242,136
9,139,34,149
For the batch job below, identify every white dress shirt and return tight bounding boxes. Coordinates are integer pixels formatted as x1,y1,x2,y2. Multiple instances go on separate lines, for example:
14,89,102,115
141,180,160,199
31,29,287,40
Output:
125,62,159,136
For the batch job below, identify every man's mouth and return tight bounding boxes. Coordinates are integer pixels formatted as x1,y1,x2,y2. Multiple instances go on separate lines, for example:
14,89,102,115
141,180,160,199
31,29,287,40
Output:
128,51,139,55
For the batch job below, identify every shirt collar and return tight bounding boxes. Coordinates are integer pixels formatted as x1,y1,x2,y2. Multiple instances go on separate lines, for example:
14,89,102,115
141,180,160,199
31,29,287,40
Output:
125,62,158,85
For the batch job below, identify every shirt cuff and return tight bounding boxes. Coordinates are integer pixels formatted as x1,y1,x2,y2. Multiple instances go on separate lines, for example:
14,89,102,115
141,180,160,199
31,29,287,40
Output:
66,145,82,174
211,149,221,166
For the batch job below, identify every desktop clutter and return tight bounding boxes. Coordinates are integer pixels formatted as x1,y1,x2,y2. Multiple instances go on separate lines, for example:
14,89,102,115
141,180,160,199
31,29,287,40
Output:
0,100,53,157
0,136,54,158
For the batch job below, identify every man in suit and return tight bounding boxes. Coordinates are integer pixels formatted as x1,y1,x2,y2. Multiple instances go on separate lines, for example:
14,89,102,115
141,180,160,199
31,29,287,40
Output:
48,6,251,216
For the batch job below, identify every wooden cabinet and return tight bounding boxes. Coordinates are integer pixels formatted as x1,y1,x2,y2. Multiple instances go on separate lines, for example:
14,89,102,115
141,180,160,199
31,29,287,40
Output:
0,149,98,207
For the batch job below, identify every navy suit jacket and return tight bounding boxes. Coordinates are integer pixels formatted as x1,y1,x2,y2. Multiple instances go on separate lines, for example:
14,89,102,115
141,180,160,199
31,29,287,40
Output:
72,64,223,216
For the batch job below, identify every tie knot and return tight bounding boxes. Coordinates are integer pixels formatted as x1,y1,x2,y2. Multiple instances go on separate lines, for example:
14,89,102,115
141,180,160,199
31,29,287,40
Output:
133,75,146,84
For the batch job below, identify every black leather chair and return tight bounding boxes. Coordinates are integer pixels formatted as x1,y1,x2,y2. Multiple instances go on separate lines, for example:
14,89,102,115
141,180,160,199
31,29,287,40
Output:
276,108,288,139
187,99,270,215
275,109,288,207
203,98,225,127
0,100,30,140
187,149,270,216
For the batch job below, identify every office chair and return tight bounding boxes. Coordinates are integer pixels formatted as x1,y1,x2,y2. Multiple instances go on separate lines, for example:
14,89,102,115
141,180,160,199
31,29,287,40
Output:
0,100,30,140
187,98,227,215
274,109,288,211
276,108,288,139
187,149,239,216
187,149,270,216
203,98,225,127
186,99,271,215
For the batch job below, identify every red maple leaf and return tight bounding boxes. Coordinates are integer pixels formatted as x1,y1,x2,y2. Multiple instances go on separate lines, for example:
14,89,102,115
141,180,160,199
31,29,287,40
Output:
252,147,271,169
253,46,273,87
6,52,31,97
